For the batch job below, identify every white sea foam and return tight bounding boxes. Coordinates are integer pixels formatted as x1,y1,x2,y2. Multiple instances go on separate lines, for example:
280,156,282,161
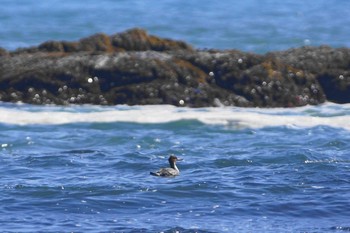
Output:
0,102,350,130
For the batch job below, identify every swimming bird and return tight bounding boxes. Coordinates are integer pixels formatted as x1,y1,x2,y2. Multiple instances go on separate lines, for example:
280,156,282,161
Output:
150,155,181,177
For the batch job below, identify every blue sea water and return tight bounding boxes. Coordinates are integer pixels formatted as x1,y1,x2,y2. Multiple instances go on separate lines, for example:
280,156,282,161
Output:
1,1,350,232
1,0,350,52
1,103,350,232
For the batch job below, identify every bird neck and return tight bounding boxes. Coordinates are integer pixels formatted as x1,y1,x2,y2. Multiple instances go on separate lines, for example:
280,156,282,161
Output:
170,162,179,172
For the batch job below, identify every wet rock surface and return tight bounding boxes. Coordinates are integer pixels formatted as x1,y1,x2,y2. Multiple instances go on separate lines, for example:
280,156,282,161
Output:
0,28,349,107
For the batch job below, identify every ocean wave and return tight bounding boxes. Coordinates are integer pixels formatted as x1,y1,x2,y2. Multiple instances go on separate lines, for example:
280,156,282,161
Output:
0,102,350,130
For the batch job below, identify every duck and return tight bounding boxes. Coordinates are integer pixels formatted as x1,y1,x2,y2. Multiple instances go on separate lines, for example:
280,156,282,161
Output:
150,155,182,177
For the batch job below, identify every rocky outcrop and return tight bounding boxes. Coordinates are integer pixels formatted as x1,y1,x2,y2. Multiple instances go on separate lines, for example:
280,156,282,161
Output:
0,28,349,107
12,28,193,54
268,46,350,104
0,47,8,56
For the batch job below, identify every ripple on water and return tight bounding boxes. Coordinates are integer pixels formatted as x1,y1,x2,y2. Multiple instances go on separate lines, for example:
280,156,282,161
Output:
1,105,350,232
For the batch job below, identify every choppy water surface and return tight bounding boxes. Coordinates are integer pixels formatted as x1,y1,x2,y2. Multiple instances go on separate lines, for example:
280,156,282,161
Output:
1,1,350,232
1,103,350,232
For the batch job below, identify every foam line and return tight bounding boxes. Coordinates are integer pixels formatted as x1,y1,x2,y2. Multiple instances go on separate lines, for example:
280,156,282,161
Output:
0,103,349,130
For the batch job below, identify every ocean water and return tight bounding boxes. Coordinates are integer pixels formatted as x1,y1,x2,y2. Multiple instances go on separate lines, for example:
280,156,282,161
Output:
1,103,350,232
1,1,350,232
1,0,350,52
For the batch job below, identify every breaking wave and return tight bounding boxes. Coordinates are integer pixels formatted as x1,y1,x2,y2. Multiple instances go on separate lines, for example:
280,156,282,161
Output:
0,102,349,130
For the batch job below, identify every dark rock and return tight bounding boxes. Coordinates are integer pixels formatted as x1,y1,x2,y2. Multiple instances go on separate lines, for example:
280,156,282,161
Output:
316,70,350,103
79,33,114,52
268,46,350,73
173,50,326,107
0,51,249,107
110,28,193,51
238,60,325,107
0,47,8,56
269,46,350,103
12,28,193,55
1,29,349,107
